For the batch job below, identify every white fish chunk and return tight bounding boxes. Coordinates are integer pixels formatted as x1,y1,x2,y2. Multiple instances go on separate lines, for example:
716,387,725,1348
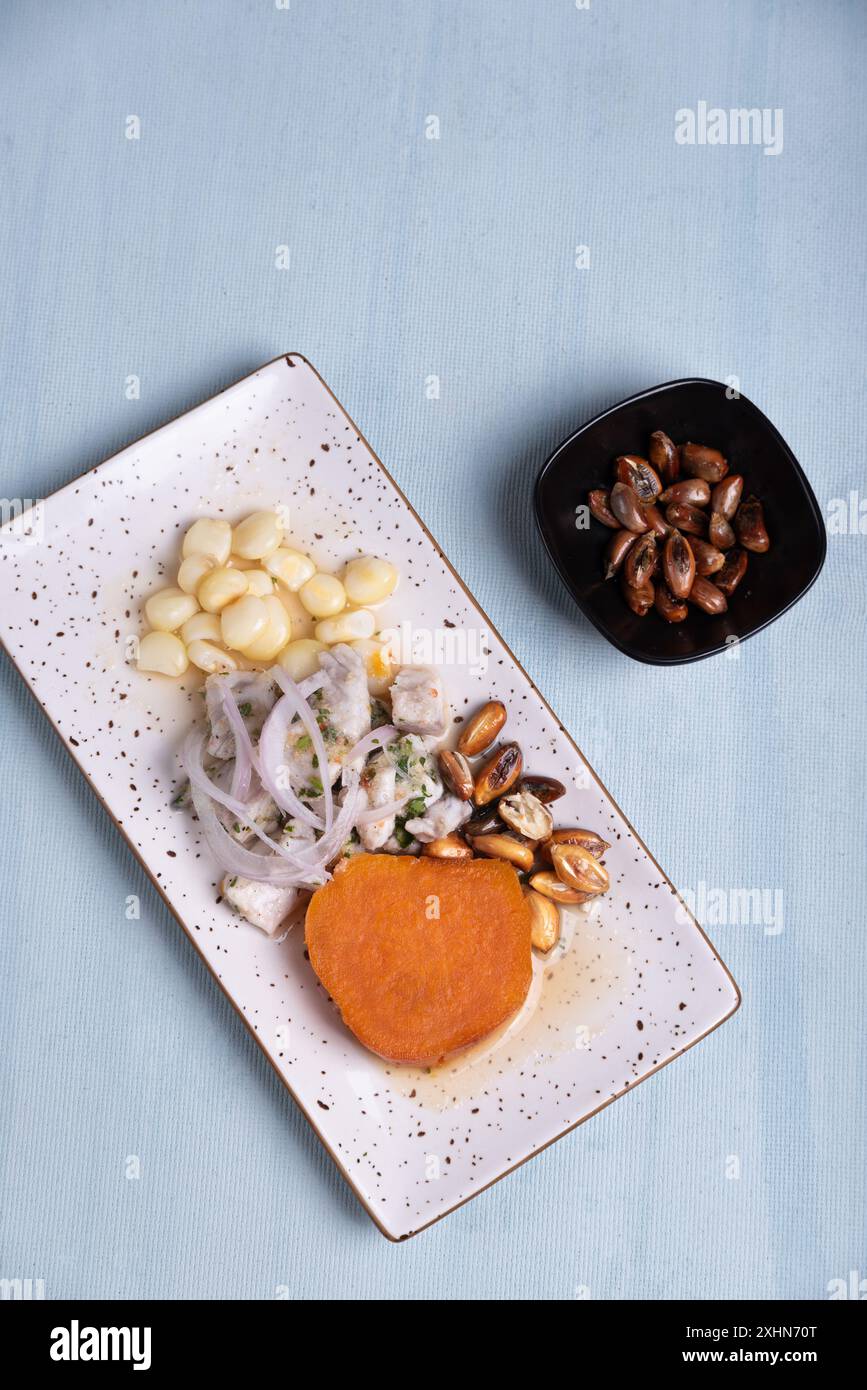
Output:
279,816,318,851
388,733,443,805
389,666,448,739
316,643,371,747
227,787,281,845
281,733,341,798
221,820,316,934
221,875,303,936
382,732,444,850
352,734,442,853
405,793,472,843
357,757,397,852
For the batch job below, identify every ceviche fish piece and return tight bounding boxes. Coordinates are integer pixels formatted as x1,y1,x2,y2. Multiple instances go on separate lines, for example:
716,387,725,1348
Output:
227,786,281,845
384,732,443,850
389,666,448,738
222,875,303,937
205,671,277,760
317,644,371,747
281,724,342,798
356,756,397,852
388,732,442,799
221,816,320,933
354,731,444,853
405,793,472,843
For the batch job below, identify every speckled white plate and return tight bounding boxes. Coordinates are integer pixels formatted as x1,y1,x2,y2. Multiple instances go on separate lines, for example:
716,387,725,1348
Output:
0,354,740,1239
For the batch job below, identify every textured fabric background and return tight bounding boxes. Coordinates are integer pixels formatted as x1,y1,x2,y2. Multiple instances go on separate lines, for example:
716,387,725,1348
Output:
1,0,864,1301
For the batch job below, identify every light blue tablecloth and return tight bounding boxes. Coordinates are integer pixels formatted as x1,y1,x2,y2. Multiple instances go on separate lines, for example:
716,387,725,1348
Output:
2,0,864,1300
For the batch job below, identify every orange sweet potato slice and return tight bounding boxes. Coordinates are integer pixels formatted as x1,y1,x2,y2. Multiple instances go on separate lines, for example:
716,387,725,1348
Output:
305,854,533,1065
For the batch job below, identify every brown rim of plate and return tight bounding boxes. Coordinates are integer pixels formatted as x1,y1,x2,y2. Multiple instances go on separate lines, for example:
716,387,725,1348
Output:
0,352,742,1242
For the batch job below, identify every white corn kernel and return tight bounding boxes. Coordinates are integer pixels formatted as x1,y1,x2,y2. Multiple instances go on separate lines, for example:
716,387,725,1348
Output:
181,611,222,644
232,510,284,560
244,568,274,597
343,555,398,607
242,594,292,661
298,572,346,618
187,639,238,674
264,546,316,592
226,554,258,570
276,637,327,682
177,554,215,595
314,608,376,644
349,638,394,696
145,587,199,632
221,594,269,651
198,566,249,613
137,631,189,677
278,585,315,641
182,517,232,564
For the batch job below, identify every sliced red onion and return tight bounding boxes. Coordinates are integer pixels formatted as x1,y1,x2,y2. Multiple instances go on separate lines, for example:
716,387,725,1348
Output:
354,792,411,826
270,666,335,832
214,677,257,802
345,724,397,766
183,730,258,822
220,671,258,688
296,671,325,699
184,651,374,887
187,745,360,886
314,769,361,861
189,783,315,886
183,732,328,880
257,694,325,831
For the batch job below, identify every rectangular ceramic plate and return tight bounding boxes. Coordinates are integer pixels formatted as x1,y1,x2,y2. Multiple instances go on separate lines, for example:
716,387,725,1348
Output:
0,355,740,1239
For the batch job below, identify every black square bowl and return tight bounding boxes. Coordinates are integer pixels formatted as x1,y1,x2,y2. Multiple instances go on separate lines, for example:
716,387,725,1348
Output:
534,379,826,665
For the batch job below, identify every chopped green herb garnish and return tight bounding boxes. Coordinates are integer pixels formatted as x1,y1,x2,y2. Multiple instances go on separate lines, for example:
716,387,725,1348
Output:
405,796,427,818
394,822,413,848
237,702,253,717
295,734,312,752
